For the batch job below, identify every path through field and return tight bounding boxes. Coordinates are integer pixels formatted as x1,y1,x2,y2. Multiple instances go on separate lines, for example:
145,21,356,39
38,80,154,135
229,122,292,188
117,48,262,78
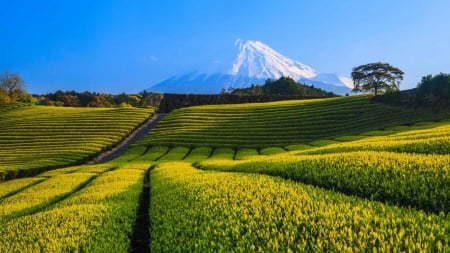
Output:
89,113,165,164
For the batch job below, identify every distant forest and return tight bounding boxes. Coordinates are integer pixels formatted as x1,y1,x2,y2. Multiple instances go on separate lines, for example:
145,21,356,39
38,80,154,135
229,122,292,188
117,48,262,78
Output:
33,90,163,108
226,77,336,97
28,77,334,108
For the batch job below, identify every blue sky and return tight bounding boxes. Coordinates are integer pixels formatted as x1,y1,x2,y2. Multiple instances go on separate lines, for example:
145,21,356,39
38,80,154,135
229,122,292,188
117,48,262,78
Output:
1,0,449,94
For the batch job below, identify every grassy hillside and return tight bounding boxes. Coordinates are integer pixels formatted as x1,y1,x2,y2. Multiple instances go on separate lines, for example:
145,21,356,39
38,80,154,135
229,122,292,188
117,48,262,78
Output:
0,103,153,181
136,95,448,149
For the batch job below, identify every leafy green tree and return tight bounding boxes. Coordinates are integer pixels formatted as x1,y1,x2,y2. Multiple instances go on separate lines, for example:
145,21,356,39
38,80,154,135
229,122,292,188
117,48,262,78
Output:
230,76,333,97
417,73,450,98
351,62,404,96
0,71,27,102
263,77,304,95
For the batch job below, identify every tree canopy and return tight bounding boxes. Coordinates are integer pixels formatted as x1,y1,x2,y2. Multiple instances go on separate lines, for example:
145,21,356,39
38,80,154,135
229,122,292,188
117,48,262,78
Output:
417,73,450,98
230,77,335,97
0,71,26,102
35,90,163,108
351,62,404,96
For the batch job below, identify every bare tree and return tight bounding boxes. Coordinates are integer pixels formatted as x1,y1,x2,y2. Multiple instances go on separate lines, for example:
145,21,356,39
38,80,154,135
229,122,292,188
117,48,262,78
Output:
0,71,26,102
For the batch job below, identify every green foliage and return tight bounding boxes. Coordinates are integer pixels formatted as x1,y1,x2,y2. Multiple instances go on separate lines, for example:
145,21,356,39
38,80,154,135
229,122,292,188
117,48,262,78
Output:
119,102,132,108
333,135,367,141
284,143,313,151
417,73,450,97
184,147,213,163
109,146,148,163
234,148,259,160
36,90,163,108
208,148,235,160
263,77,305,95
415,73,450,109
352,62,404,95
132,146,169,163
231,76,335,96
309,139,340,147
259,147,286,155
157,147,190,162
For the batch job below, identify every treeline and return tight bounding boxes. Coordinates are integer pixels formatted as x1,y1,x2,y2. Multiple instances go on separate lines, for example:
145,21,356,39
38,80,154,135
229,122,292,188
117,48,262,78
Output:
374,73,450,111
225,77,336,97
34,90,163,108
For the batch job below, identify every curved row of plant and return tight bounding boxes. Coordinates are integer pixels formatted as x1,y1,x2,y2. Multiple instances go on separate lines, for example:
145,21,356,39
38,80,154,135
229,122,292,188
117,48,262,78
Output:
136,95,448,148
0,160,151,252
150,162,450,252
123,119,450,166
0,105,154,182
198,151,450,213
0,102,27,112
303,120,450,155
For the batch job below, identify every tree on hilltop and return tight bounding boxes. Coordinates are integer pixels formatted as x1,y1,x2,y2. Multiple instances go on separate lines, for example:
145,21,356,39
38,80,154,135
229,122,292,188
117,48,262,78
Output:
351,62,404,96
0,71,27,102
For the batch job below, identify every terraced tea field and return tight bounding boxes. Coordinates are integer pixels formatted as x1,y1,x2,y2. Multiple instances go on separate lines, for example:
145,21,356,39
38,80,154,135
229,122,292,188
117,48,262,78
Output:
0,103,153,181
136,95,446,148
1,95,449,251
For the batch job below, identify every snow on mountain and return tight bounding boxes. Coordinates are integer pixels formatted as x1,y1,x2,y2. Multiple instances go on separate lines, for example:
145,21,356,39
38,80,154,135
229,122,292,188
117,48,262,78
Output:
148,39,353,94
229,39,317,80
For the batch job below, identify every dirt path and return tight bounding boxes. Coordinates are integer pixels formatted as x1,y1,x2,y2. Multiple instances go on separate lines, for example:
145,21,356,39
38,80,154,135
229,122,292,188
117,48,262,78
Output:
89,113,165,164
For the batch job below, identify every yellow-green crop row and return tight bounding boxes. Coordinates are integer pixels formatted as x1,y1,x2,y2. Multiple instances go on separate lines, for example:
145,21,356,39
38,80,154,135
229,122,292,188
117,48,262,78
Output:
0,173,95,220
108,146,149,164
234,148,259,160
151,162,450,252
183,147,213,163
0,177,45,199
0,102,27,112
0,105,153,181
198,151,450,213
0,162,151,252
306,121,450,155
131,146,169,163
156,146,189,162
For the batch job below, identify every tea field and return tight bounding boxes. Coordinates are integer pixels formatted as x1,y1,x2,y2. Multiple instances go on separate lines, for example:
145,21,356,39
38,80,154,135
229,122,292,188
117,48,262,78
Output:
136,95,447,148
0,103,154,181
1,95,449,252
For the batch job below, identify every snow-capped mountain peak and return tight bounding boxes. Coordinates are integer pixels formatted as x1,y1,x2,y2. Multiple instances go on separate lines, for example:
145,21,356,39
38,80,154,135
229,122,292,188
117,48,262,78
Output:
228,40,318,80
148,39,354,94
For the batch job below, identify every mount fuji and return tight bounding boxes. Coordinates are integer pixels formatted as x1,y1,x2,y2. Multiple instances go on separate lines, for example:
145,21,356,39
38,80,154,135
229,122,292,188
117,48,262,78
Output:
148,40,353,95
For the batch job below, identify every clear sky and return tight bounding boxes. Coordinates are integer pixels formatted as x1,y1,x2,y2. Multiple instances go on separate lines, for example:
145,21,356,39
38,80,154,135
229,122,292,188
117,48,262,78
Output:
1,0,449,94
